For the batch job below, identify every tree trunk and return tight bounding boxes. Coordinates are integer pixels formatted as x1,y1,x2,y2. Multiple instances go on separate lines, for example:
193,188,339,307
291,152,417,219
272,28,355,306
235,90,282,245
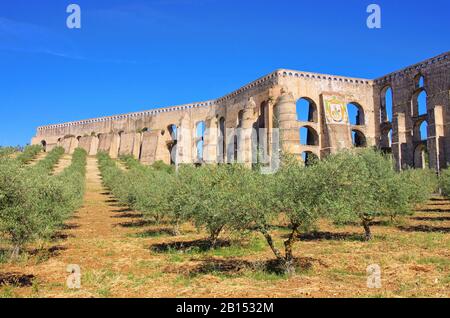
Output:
172,221,181,236
362,219,372,241
209,226,224,249
259,227,284,261
10,244,21,260
283,225,299,276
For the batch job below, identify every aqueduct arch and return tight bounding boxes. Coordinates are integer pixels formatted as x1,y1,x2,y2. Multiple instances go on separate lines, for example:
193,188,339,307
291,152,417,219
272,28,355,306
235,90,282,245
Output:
31,51,449,171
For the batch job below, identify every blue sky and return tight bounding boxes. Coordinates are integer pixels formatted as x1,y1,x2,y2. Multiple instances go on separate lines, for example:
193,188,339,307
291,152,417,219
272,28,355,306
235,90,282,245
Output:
0,0,449,146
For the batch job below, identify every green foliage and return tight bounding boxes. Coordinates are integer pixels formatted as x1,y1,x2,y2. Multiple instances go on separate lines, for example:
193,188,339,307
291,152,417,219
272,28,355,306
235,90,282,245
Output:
400,168,438,207
120,155,142,170
439,166,450,196
0,147,20,158
98,149,437,274
16,145,42,164
0,148,87,259
102,154,190,234
226,154,330,273
318,149,431,240
98,152,128,204
180,164,246,245
152,160,175,174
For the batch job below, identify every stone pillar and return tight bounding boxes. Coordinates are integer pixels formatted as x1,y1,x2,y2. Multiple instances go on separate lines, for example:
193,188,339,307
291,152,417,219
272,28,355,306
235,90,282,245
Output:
429,105,445,171
203,116,218,164
275,88,300,157
140,131,159,165
89,136,99,156
61,137,72,153
69,137,79,154
109,133,120,159
98,134,112,153
118,132,135,156
239,97,257,167
177,113,193,164
132,133,142,159
78,136,92,153
394,113,408,170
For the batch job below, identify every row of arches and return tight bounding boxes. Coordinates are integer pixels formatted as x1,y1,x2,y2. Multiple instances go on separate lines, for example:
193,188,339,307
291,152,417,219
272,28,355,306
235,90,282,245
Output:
380,74,427,123
296,98,365,126
380,74,430,168
298,126,366,148
164,121,206,164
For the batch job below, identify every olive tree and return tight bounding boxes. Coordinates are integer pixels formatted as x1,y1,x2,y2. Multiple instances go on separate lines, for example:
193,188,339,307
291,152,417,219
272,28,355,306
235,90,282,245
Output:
183,164,245,248
134,169,175,225
320,148,414,241
439,167,450,197
397,168,437,218
230,155,328,274
0,149,87,258
168,165,198,235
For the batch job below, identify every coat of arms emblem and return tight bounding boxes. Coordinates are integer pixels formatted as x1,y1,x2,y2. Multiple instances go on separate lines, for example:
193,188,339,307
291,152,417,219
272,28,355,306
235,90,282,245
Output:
324,97,348,125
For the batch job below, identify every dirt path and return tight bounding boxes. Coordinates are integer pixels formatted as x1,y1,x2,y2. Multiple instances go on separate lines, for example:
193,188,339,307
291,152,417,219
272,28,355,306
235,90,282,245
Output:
52,154,72,175
28,152,47,166
3,156,148,297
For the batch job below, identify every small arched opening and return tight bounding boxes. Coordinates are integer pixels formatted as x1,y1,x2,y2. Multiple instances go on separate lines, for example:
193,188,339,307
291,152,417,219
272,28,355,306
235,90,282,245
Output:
301,151,318,166
380,86,393,123
348,102,365,126
218,117,226,163
237,110,244,128
414,143,429,169
415,119,429,143
415,74,425,90
195,121,205,163
167,125,177,165
168,124,177,140
352,129,367,148
41,140,47,152
296,97,318,123
411,74,427,117
272,105,280,129
380,126,393,153
259,102,267,129
417,90,427,116
299,126,319,146
257,102,269,156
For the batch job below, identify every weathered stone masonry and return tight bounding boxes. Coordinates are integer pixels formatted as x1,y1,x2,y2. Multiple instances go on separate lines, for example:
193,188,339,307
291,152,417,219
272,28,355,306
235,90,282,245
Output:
32,51,450,170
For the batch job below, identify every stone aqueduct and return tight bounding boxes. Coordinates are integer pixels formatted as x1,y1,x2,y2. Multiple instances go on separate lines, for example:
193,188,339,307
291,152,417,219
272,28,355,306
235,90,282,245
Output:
32,51,450,170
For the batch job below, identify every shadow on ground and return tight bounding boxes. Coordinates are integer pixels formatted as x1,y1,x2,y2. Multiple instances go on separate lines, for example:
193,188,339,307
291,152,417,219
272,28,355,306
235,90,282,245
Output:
412,216,450,221
150,239,231,253
0,273,35,287
29,246,67,259
116,219,155,228
111,213,143,219
398,225,450,233
61,223,80,230
51,232,75,241
111,208,134,213
133,228,175,238
169,256,323,276
416,208,450,213
284,231,365,242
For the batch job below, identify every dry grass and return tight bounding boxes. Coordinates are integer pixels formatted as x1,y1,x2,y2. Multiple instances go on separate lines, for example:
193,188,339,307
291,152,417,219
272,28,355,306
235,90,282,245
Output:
0,157,449,298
